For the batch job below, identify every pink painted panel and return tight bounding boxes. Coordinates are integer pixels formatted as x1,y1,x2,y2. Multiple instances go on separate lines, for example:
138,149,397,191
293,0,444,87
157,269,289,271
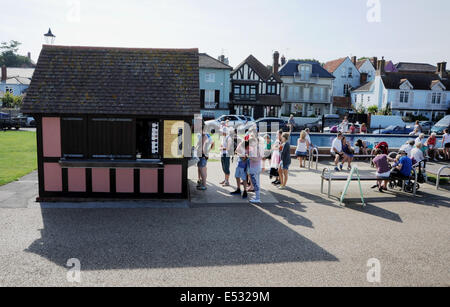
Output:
68,168,86,192
140,169,158,194
42,117,61,157
116,169,134,193
164,165,182,194
92,168,110,193
44,163,62,192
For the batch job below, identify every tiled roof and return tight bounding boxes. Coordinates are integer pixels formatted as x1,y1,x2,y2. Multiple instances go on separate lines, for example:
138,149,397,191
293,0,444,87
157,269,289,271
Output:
381,72,450,90
199,53,232,70
232,55,282,82
21,45,200,116
278,60,335,79
395,62,437,73
323,57,347,73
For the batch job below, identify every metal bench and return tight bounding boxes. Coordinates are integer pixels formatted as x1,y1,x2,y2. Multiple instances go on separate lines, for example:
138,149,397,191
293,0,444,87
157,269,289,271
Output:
320,167,418,198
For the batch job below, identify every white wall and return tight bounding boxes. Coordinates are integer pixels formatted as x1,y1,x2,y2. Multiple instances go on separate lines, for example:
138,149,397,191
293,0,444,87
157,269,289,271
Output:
358,60,376,82
331,57,361,97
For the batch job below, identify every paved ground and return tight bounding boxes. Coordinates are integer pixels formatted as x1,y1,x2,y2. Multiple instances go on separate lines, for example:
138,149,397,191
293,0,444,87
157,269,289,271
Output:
0,160,449,287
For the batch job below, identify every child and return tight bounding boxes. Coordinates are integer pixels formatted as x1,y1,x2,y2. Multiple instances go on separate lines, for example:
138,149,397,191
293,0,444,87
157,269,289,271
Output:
295,131,310,168
279,133,291,189
230,138,249,199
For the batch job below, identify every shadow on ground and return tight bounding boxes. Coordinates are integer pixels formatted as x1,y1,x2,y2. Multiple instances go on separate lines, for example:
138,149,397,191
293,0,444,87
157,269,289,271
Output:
25,206,338,271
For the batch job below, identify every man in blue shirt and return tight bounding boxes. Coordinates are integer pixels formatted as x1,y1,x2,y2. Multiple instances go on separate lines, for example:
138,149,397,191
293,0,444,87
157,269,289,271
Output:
390,151,413,185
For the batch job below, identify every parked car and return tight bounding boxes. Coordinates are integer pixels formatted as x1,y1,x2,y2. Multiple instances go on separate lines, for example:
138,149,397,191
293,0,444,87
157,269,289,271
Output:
305,119,322,133
431,115,450,135
373,125,413,135
205,115,246,132
419,121,434,134
239,117,289,133
0,113,21,130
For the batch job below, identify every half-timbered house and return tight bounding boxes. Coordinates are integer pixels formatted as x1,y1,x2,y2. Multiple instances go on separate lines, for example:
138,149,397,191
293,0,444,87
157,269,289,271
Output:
230,53,282,119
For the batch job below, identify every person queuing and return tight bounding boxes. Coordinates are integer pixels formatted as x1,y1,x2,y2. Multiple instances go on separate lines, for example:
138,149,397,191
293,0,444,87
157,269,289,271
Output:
331,132,344,172
219,127,232,187
442,129,450,161
278,133,291,189
196,125,215,191
372,148,391,192
271,130,283,185
247,132,265,204
295,131,310,168
262,134,272,172
230,135,249,199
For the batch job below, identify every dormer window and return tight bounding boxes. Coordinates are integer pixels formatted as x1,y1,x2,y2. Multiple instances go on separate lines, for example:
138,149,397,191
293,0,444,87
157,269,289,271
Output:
298,64,311,81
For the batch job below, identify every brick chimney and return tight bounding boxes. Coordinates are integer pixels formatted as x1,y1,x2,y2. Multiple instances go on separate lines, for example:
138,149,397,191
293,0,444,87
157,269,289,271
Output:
273,51,280,74
1,65,6,82
372,57,378,70
360,72,368,84
376,57,386,76
352,56,357,66
281,55,286,66
27,52,31,59
218,55,225,63
437,62,447,78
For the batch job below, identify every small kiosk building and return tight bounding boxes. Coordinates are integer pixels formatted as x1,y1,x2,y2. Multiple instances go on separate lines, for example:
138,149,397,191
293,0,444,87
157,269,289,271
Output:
21,45,199,201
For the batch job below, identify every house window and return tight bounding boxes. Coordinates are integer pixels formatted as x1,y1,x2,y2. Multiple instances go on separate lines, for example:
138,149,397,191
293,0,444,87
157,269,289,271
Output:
348,67,353,78
267,83,277,95
266,106,278,117
361,94,364,103
367,96,370,103
61,117,86,158
233,84,257,101
205,72,215,83
300,65,311,81
400,91,409,103
343,84,350,96
432,93,441,104
5,87,13,94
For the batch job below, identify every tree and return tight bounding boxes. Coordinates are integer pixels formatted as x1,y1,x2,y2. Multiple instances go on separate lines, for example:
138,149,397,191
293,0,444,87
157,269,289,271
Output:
356,103,366,114
367,105,378,114
0,40,33,67
1,92,23,109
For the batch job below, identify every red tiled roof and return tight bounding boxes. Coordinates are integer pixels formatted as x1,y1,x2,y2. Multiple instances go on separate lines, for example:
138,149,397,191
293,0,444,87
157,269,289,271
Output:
323,57,347,73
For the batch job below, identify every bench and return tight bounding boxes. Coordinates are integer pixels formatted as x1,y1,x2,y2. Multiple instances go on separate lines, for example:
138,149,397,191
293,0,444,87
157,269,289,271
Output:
320,167,418,198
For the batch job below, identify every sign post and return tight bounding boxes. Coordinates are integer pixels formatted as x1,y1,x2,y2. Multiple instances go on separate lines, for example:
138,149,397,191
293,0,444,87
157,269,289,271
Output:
340,167,365,207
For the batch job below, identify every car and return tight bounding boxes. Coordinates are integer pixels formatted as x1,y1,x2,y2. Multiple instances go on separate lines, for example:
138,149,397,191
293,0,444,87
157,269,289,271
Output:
305,120,322,133
204,115,246,132
0,113,21,130
431,115,450,135
373,125,413,135
419,121,434,134
240,117,289,133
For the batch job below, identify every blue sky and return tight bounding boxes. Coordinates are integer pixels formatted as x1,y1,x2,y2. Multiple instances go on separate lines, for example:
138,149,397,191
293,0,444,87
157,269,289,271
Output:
1,0,449,67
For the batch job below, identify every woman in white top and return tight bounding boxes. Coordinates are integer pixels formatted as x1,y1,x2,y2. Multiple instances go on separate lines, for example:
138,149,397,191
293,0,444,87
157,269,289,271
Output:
295,131,310,168
442,128,450,161
410,142,425,164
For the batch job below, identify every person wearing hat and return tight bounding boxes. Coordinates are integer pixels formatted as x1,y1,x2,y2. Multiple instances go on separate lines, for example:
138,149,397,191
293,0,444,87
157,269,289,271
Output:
390,150,413,186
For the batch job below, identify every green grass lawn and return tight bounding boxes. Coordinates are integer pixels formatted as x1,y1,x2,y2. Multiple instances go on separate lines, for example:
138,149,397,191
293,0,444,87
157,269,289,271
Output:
0,130,37,186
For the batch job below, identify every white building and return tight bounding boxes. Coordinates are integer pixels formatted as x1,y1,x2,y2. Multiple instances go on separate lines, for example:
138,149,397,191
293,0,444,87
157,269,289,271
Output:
355,58,376,83
351,60,449,120
324,57,361,98
278,60,335,116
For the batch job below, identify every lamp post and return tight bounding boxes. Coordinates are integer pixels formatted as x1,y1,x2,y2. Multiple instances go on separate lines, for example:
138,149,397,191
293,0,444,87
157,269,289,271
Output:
44,28,56,45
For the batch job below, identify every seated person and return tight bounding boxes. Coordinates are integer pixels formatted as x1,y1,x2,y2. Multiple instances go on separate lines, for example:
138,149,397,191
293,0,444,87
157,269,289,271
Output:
341,136,354,171
355,139,369,155
390,151,413,185
372,149,391,192
410,142,425,165
399,140,415,157
425,133,438,161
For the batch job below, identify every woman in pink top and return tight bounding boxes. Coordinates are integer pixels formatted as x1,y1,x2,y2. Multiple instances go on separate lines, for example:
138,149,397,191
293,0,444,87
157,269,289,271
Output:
372,149,391,192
